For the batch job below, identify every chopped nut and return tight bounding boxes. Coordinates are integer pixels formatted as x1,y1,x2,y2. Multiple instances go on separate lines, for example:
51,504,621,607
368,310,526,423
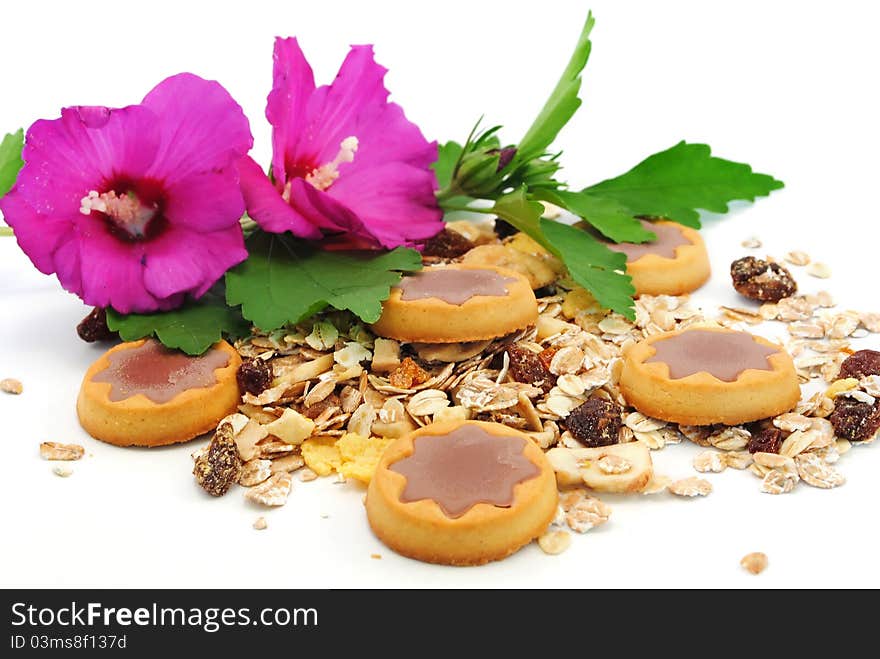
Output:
371,338,401,373
39,442,84,461
253,516,268,531
806,262,831,279
564,399,622,448
668,477,712,497
245,472,292,507
741,552,768,575
265,408,315,445
538,530,572,555
730,256,797,302
1,378,23,395
194,423,243,497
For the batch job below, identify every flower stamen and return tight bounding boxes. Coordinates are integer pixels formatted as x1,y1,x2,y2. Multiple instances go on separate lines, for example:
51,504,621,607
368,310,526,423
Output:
80,189,159,239
305,136,359,191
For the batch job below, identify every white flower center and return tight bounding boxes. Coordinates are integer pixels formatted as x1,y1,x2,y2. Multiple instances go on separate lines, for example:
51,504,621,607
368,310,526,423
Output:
80,190,159,238
304,136,359,192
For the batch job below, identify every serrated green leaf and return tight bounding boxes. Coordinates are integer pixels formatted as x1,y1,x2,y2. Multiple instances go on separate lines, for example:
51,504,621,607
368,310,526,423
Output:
106,295,250,356
540,218,635,320
538,188,655,243
225,234,423,331
585,141,784,228
490,187,548,249
432,141,463,189
0,129,24,199
517,13,594,162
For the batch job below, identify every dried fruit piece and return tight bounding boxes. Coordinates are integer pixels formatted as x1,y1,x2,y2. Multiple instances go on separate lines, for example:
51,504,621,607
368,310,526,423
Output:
564,399,622,448
245,472,292,507
194,423,243,497
421,227,475,258
0,378,22,395
76,307,117,343
747,425,785,454
838,350,880,380
506,345,556,393
388,357,429,389
547,442,652,493
265,408,316,445
236,358,273,396
730,256,797,302
39,442,84,461
829,397,880,442
741,552,768,575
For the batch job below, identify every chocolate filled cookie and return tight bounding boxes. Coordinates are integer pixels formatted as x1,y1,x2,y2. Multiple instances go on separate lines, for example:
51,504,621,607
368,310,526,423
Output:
369,264,538,343
619,327,800,425
77,339,242,447
366,420,558,566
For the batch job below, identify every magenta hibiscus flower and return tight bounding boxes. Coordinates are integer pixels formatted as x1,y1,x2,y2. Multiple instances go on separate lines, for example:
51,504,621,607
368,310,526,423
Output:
239,38,443,249
0,74,253,313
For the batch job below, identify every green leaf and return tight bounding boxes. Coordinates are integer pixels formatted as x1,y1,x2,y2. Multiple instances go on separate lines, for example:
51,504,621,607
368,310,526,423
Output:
540,218,635,320
225,233,423,331
517,12,595,161
106,295,250,356
432,140,463,190
585,141,784,228
538,188,656,243
0,129,24,199
490,187,549,249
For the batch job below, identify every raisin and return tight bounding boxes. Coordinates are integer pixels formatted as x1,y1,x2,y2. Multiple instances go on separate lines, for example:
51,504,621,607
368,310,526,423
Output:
533,284,557,298
830,398,880,442
838,350,880,380
730,256,797,302
237,358,273,396
421,228,475,259
193,423,242,497
506,345,556,393
76,307,117,343
493,219,518,240
564,398,622,448
747,425,785,454
389,357,430,389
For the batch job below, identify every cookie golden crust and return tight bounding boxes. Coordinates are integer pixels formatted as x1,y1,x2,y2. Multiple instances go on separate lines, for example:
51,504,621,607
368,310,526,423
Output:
619,327,800,426
366,421,558,566
369,264,538,343
625,222,711,297
76,339,242,447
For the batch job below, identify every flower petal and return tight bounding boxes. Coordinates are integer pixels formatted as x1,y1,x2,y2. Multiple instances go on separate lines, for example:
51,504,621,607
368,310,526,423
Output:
238,156,321,238
142,73,253,182
142,223,248,301
163,166,246,232
0,190,73,276
328,162,443,247
16,105,160,216
267,37,317,185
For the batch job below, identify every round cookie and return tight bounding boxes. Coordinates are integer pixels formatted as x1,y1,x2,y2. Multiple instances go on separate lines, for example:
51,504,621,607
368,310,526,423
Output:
602,219,710,297
619,327,800,426
366,420,558,566
369,264,538,343
77,339,242,447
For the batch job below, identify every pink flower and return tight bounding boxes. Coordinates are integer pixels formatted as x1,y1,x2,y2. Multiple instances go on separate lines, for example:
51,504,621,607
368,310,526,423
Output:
0,74,253,313
239,38,443,249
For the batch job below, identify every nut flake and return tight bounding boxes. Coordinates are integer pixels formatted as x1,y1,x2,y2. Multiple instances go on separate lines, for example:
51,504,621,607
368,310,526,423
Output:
538,530,572,555
741,552,768,575
39,442,84,461
1,378,23,395
245,472,292,507
669,477,712,497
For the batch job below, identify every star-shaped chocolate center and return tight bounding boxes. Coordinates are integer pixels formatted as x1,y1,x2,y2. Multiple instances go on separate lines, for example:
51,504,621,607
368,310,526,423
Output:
389,425,540,518
645,329,780,382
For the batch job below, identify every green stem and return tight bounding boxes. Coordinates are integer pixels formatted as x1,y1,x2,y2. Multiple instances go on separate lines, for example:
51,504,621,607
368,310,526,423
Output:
0,226,12,237
439,204,494,215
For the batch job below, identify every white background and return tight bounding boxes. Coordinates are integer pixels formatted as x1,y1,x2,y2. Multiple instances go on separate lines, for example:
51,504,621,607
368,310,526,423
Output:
1,0,878,588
